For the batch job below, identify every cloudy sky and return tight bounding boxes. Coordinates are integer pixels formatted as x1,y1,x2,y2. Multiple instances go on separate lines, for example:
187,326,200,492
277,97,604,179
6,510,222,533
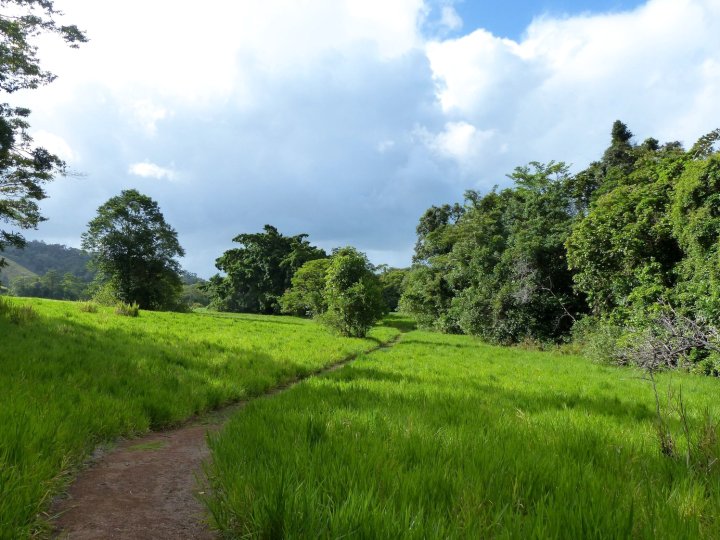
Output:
11,0,720,276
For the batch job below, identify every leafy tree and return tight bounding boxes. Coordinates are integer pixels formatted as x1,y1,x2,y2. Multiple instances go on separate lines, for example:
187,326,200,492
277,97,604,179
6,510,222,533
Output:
566,136,688,320
10,269,86,300
400,202,463,332
207,225,326,314
81,189,185,310
279,258,330,317
671,150,720,321
403,162,585,343
321,247,386,337
0,1,86,270
378,267,408,312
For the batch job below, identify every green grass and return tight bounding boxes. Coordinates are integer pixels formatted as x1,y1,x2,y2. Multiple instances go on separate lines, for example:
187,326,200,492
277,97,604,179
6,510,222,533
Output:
0,297,399,539
205,329,720,539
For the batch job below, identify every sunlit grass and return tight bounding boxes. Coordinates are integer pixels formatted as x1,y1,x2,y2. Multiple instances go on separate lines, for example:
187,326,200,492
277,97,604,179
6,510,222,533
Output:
205,330,720,539
0,297,399,538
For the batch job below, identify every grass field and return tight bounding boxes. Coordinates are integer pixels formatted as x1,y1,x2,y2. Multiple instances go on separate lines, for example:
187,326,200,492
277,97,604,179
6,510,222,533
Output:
0,297,399,538
205,329,720,539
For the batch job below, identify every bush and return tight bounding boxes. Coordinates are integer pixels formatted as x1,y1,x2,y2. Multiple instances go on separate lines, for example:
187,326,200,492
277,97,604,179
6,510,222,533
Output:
320,247,385,337
115,301,140,317
78,301,99,313
91,282,120,306
571,316,624,364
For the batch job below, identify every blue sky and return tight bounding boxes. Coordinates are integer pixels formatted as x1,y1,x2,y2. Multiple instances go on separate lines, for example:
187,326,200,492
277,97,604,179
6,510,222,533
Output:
447,0,647,39
12,0,720,277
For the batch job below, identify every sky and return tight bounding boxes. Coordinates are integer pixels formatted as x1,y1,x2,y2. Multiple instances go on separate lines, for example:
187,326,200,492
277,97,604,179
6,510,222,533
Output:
9,0,720,277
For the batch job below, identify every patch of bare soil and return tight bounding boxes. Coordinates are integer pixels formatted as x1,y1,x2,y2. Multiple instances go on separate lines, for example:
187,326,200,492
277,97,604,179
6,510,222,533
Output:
50,337,399,539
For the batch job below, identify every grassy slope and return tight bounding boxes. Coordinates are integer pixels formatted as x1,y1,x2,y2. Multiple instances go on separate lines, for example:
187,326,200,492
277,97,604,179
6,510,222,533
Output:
0,297,399,538
206,329,720,539
0,258,37,285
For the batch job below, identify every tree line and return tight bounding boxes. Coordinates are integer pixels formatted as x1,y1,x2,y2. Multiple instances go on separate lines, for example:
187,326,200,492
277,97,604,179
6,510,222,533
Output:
400,121,720,372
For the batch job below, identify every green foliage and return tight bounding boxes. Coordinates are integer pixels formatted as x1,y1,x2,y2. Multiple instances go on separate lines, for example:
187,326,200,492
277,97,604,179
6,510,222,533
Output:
114,301,139,317
0,297,400,537
280,258,331,317
10,269,87,300
180,281,212,308
0,1,86,266
403,121,720,358
207,225,326,314
403,162,585,343
399,264,457,332
671,154,720,321
206,329,720,538
81,190,185,311
0,257,36,286
1,240,94,281
566,141,686,319
321,247,386,337
378,267,408,312
78,301,98,313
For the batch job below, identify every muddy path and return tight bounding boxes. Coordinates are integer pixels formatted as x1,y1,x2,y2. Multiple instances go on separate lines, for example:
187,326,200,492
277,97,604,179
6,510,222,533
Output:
50,337,399,539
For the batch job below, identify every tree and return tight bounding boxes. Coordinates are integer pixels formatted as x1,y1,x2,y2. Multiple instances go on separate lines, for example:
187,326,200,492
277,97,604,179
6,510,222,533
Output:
279,258,330,317
207,225,326,314
378,267,408,312
81,189,185,310
1,1,86,269
321,247,386,337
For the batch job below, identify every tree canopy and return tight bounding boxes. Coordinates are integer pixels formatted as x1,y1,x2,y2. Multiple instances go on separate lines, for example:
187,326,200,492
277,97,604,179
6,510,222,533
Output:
206,225,326,314
401,121,720,358
320,247,386,337
81,189,185,310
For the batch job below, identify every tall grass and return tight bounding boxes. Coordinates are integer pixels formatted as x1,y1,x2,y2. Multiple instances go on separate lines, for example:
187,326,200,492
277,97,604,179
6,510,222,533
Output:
205,330,720,539
0,297,399,538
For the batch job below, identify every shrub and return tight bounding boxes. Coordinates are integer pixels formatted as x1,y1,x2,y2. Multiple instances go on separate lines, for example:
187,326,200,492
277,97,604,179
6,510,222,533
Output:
571,316,624,364
91,282,120,306
320,247,385,338
78,301,99,313
115,301,139,317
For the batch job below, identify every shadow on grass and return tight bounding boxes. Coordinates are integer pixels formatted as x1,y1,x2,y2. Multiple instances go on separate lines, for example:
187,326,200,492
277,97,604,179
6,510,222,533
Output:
194,311,307,326
380,314,417,333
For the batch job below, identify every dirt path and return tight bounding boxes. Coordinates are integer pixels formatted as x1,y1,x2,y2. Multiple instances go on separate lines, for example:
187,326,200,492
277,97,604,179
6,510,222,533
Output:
51,338,398,539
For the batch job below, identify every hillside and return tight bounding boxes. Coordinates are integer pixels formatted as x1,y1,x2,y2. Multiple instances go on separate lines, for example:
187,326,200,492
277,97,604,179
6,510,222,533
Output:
0,258,38,286
1,240,94,281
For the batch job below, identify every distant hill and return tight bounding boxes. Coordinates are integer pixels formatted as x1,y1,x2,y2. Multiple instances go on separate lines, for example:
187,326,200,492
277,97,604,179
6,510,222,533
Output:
0,259,38,286
1,241,94,282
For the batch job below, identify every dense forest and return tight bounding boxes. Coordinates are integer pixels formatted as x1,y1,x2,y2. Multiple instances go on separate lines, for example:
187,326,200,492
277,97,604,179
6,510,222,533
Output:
400,121,720,372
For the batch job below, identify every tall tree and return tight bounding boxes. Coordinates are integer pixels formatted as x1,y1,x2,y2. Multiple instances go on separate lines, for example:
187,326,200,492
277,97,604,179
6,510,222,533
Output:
207,225,326,314
81,190,185,310
0,1,86,268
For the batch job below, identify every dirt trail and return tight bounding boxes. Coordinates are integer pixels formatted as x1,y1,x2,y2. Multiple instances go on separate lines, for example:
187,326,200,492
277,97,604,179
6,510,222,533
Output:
51,338,399,539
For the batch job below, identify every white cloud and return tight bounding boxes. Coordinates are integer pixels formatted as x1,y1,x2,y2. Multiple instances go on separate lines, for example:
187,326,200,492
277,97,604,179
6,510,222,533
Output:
17,0,720,276
128,162,177,181
425,0,720,172
31,131,76,162
430,121,493,159
126,100,170,136
440,6,463,31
